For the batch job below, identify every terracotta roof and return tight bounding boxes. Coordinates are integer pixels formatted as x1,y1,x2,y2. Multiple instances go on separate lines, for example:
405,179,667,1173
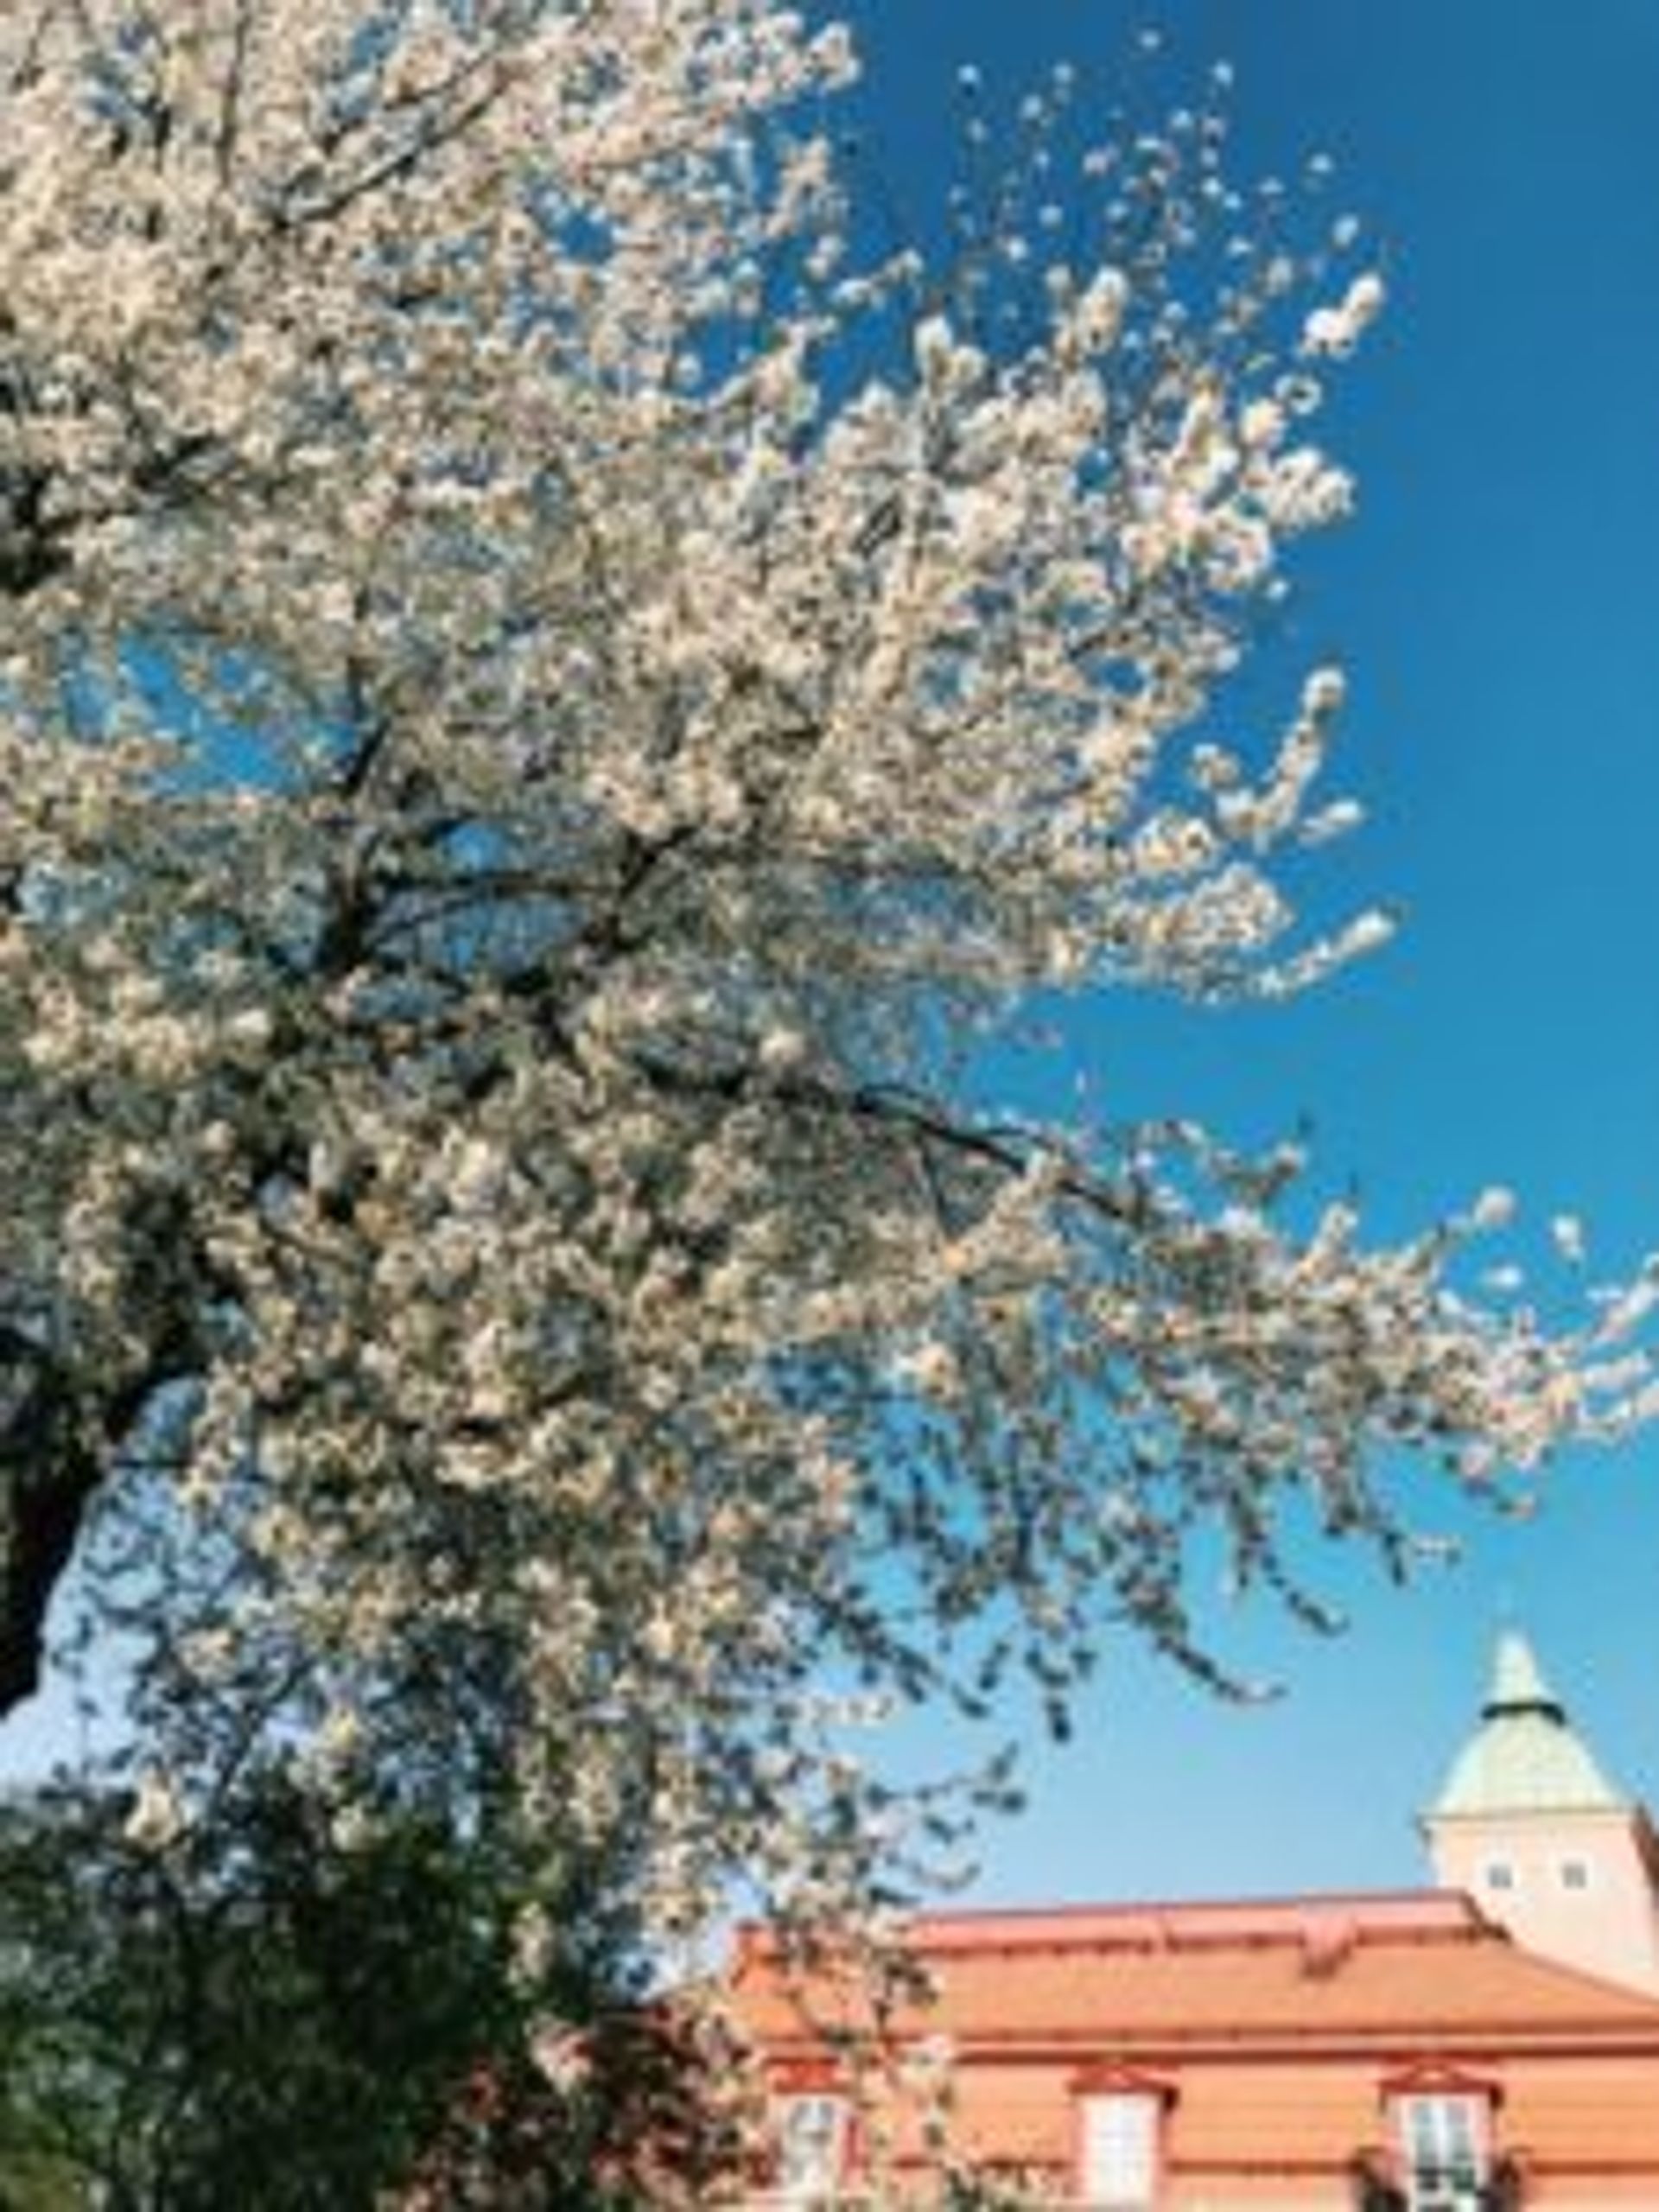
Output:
857,1889,1483,1954
734,1891,1659,2053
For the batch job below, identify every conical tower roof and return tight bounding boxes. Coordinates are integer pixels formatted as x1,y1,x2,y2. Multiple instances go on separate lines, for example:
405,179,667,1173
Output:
1430,1633,1626,1819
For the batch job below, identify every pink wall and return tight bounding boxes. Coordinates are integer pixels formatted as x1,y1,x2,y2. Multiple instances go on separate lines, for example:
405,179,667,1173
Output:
827,2044,1659,2206
1427,1808,1659,1997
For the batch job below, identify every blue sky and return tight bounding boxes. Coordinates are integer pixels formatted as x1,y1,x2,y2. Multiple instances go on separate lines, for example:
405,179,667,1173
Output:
10,3,1659,1911
828,0,1659,1904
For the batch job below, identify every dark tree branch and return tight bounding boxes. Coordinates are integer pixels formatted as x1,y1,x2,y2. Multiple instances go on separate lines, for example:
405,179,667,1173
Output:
0,1365,102,1711
0,1219,210,1716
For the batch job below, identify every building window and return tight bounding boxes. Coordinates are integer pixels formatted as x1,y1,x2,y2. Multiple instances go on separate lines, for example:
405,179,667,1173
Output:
1079,2090,1160,2209
1482,1859,1516,1892
773,2094,849,2203
1560,1856,1592,1891
1395,2094,1490,2212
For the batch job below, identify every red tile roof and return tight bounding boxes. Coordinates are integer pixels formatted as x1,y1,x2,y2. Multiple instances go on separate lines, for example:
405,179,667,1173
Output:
734,1889,1659,2055
732,1892,1659,2184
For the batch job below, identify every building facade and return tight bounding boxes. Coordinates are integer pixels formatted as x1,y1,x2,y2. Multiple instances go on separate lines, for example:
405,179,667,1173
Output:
730,1637,1659,2209
1421,1636,1659,1999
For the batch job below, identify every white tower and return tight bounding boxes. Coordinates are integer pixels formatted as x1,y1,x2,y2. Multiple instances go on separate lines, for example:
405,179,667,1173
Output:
1423,1632,1659,1995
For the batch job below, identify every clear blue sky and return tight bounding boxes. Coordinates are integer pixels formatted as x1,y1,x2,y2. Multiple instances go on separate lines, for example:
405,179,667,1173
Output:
10,4,1659,1910
830,0,1659,1904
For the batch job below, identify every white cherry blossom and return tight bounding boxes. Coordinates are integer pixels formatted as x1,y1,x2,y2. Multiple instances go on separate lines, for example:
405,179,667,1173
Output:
0,3,1646,1960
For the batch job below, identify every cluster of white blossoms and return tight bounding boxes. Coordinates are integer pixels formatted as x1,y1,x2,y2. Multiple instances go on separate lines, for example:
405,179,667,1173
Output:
0,1,1651,1955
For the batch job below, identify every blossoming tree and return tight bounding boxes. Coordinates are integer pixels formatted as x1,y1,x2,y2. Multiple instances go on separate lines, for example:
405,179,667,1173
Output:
0,0,1648,1942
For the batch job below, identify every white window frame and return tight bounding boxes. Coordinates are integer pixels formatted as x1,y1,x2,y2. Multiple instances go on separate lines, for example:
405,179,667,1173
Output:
1078,2088,1160,2209
1395,2092,1491,2212
773,2092,849,2204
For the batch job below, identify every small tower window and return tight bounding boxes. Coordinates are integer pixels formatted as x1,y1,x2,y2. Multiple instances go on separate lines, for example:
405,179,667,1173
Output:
1482,1859,1516,1893
1560,1856,1592,1891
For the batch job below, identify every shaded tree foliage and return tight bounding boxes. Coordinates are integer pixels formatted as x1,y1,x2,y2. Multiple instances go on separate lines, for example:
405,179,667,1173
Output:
0,1776,713,2210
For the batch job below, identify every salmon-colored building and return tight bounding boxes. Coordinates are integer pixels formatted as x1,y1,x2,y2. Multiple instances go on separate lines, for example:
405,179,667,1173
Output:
731,1637,1659,2208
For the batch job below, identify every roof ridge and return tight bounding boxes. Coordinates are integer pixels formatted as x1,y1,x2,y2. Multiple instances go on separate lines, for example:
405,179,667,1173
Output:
900,1921,1497,1961
899,1886,1479,1928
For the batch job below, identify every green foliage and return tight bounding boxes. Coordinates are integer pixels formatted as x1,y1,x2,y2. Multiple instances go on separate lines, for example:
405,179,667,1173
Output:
929,2181,1040,2211
0,1775,690,2211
